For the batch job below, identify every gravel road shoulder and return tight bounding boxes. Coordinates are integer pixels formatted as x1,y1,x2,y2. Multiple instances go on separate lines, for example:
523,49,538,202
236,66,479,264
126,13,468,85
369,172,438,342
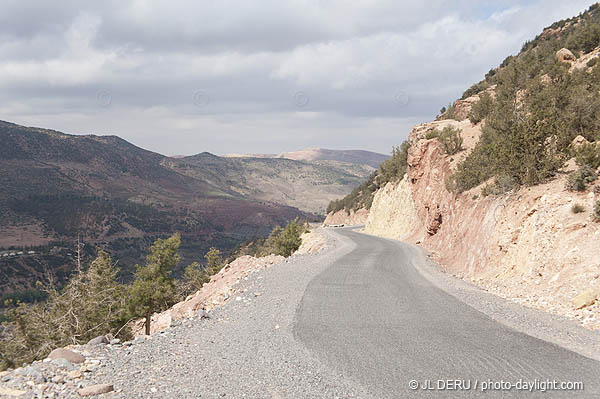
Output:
82,227,373,398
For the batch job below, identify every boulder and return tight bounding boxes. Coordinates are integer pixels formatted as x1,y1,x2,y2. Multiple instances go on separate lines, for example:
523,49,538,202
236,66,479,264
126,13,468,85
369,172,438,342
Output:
87,335,109,345
572,288,599,309
77,384,114,396
48,348,85,364
556,48,576,62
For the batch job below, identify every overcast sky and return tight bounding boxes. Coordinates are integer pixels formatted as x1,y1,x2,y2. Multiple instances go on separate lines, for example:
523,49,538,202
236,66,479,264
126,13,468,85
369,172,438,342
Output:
0,1,594,156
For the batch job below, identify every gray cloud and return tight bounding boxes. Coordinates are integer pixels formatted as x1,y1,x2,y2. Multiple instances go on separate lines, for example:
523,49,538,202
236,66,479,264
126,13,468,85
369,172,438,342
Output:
0,0,594,156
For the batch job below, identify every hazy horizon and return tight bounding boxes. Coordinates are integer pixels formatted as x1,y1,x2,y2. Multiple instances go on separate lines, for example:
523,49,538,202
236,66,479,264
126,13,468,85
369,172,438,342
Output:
0,0,594,155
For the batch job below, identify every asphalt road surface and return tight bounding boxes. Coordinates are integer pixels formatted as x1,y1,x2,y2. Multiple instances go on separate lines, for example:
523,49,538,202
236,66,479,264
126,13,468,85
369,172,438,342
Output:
295,228,600,398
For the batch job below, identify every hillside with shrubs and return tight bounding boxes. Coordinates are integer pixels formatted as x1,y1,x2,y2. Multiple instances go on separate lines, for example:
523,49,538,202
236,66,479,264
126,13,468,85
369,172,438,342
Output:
328,3,600,217
342,4,600,334
0,219,307,370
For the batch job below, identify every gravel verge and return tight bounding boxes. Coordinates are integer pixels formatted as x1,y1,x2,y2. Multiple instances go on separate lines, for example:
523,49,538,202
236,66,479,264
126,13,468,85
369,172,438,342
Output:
79,227,372,398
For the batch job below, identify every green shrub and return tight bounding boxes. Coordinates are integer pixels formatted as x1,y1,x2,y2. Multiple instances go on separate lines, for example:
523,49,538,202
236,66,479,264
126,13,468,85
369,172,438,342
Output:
462,80,491,100
425,130,439,140
594,200,600,220
571,203,586,213
566,165,598,191
129,234,181,335
587,58,598,67
574,143,600,169
443,103,460,121
180,247,224,297
482,175,518,196
468,92,494,124
437,126,463,155
1,250,131,369
259,219,306,257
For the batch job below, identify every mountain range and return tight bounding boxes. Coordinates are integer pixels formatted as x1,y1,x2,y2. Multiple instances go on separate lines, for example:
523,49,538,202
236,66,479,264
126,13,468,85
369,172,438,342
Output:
0,120,384,295
224,148,388,169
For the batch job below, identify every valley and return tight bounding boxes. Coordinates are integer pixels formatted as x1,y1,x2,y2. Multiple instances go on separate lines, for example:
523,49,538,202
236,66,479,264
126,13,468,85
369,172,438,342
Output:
0,120,383,296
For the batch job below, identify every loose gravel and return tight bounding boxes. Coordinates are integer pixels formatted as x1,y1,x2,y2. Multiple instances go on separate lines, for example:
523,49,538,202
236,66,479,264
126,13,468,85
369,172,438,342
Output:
82,227,372,398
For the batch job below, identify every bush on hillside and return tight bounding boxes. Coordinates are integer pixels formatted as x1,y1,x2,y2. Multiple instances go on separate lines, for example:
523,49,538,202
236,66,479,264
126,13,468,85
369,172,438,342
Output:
129,234,181,335
574,143,600,169
1,250,131,369
378,142,411,185
571,203,586,214
566,165,598,191
437,126,463,155
594,200,600,220
481,175,518,196
468,92,494,124
180,247,225,297
259,219,307,257
425,130,439,140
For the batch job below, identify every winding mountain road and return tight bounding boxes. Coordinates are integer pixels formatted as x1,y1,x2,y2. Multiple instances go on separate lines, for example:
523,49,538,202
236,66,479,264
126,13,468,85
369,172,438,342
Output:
295,228,600,398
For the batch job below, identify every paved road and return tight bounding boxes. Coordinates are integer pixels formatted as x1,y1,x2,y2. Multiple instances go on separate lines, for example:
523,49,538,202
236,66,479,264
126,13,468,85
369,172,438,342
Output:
295,228,600,398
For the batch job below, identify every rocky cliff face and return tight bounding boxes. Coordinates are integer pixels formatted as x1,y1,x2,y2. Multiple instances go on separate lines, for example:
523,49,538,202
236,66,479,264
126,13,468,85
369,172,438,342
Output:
363,117,600,331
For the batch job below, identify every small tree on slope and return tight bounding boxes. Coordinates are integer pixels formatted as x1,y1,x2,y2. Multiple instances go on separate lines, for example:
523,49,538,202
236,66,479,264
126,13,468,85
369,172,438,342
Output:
129,234,180,335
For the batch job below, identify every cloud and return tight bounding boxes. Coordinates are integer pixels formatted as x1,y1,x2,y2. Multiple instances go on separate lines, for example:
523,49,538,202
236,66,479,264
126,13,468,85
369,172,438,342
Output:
0,0,594,155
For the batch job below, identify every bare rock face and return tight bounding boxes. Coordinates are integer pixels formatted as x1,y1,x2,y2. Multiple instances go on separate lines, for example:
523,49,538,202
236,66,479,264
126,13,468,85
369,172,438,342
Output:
556,48,576,62
47,348,85,364
77,384,114,396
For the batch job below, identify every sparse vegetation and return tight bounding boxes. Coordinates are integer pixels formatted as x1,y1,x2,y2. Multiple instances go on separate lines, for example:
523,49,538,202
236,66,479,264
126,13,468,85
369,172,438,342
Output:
571,203,586,214
180,247,224,297
594,199,600,220
441,103,460,121
446,4,600,193
425,130,439,140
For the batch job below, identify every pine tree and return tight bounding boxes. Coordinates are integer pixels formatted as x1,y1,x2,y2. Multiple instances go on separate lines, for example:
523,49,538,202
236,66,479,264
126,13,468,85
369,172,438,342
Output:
129,234,180,335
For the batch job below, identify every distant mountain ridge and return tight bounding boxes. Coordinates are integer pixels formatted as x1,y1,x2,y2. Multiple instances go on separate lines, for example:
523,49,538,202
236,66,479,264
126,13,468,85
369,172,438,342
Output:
0,120,375,295
225,148,389,169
